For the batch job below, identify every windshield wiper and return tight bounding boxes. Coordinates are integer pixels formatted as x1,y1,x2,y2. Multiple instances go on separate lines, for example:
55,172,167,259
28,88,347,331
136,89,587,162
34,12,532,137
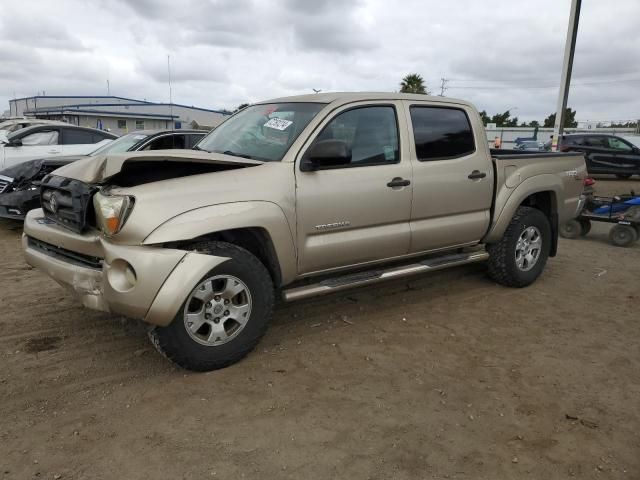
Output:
223,150,253,159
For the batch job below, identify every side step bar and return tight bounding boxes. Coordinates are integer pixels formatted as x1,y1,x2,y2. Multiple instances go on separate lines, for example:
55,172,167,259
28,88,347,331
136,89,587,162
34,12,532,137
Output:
282,251,489,302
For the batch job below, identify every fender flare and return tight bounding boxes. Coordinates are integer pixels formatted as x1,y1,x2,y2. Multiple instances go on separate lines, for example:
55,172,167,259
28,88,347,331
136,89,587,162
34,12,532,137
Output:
142,201,298,285
484,174,562,244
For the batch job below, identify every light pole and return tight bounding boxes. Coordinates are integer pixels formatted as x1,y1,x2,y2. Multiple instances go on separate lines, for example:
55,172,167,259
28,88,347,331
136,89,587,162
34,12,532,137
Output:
551,0,581,151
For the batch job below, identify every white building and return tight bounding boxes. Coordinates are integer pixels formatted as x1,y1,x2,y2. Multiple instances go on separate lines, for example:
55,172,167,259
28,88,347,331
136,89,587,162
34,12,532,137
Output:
8,95,230,134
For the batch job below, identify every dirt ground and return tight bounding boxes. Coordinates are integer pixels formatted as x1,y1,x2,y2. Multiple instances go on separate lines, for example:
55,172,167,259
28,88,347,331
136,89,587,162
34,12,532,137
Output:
1,177,639,480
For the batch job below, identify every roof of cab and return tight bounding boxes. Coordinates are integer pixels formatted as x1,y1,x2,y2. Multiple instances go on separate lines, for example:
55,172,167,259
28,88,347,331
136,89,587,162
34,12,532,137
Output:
258,91,475,108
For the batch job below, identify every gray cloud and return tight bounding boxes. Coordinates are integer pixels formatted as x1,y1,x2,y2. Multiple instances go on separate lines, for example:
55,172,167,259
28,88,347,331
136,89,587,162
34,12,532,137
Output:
0,0,639,123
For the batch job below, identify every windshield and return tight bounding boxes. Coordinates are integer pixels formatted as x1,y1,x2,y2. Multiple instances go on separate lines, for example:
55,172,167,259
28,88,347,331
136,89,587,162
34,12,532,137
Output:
622,136,640,148
89,133,149,156
196,103,326,161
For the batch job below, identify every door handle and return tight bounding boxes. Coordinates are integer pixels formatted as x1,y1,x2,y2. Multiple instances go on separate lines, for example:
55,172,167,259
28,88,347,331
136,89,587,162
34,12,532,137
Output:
387,177,411,188
468,170,486,179
47,150,60,154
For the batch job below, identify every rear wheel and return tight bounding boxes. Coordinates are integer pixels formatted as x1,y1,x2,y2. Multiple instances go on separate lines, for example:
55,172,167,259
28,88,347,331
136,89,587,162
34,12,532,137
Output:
559,219,581,239
609,224,638,247
487,206,551,288
148,241,274,371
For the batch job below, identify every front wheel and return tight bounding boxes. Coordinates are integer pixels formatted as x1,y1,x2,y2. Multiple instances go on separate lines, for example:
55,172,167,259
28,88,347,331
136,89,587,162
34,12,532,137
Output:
149,241,274,371
559,219,581,239
487,206,551,288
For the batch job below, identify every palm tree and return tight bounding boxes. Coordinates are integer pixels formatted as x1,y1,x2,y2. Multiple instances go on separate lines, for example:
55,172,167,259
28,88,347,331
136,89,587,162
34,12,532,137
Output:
400,74,429,94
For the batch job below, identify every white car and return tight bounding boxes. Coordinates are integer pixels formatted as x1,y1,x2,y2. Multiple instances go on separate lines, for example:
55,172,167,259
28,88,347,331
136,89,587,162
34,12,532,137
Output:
0,124,117,169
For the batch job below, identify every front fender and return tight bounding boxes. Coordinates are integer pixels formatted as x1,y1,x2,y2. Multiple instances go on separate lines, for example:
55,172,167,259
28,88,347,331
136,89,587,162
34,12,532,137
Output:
484,174,563,243
142,201,298,285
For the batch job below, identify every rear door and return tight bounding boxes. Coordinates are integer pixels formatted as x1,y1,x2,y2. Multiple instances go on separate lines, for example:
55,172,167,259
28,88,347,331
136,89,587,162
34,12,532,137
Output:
3,127,62,168
404,102,493,253
295,102,412,274
582,136,613,173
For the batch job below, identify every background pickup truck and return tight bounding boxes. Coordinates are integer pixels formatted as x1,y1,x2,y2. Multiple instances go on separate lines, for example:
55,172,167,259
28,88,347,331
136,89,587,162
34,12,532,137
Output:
22,92,586,371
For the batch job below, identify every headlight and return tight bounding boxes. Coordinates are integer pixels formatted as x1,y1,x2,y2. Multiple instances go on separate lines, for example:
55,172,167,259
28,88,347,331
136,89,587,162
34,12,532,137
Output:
93,191,134,235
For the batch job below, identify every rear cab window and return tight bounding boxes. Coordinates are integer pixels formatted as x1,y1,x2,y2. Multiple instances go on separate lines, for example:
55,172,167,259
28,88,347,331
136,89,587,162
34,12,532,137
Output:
408,106,475,161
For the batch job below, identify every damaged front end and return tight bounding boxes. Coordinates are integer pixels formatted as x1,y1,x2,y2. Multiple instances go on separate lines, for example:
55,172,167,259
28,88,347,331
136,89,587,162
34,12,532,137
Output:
0,159,71,220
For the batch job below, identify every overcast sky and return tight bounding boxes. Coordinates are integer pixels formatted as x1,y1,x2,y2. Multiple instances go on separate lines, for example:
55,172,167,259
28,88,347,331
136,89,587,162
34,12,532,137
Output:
1,0,639,123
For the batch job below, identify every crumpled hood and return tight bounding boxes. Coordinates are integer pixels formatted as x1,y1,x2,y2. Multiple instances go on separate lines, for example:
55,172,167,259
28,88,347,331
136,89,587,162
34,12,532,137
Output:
51,149,263,184
0,155,87,181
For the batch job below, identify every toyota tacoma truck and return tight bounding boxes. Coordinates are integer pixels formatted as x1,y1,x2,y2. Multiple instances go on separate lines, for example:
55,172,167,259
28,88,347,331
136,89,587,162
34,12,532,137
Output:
22,93,587,371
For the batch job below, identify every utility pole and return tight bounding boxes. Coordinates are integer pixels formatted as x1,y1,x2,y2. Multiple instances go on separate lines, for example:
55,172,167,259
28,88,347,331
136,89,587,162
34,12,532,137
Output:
439,78,448,96
167,55,174,129
551,0,581,151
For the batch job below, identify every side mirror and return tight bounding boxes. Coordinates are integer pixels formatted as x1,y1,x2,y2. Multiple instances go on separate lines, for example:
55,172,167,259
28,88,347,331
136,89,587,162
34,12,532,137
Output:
301,139,351,171
6,139,22,147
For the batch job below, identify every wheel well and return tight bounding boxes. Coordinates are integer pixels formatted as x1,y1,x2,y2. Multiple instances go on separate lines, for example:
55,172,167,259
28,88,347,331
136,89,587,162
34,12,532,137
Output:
177,228,283,287
520,191,559,257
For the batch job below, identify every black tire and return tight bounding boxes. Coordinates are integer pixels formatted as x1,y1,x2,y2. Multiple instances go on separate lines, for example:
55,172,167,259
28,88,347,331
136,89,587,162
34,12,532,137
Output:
609,224,638,247
487,206,551,288
559,219,581,239
615,173,632,180
579,219,592,236
148,241,274,372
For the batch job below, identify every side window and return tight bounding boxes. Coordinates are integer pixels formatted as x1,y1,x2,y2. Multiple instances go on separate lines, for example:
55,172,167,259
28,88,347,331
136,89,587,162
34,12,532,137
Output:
143,135,186,150
21,130,59,146
607,137,632,151
410,106,475,161
188,134,204,149
91,133,110,143
62,129,96,145
584,136,606,147
310,106,399,167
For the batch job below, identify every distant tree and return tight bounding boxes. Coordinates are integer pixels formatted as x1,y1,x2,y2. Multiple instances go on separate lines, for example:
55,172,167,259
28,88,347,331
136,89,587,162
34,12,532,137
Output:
610,120,638,128
489,110,518,127
529,120,540,128
479,110,490,125
400,74,429,94
543,107,577,128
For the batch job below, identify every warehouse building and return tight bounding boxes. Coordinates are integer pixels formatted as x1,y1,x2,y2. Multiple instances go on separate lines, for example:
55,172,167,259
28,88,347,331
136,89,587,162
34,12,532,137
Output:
7,95,230,134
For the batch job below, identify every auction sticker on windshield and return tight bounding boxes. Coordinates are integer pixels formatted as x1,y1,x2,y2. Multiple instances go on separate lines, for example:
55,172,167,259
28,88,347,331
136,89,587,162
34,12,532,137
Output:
264,118,293,131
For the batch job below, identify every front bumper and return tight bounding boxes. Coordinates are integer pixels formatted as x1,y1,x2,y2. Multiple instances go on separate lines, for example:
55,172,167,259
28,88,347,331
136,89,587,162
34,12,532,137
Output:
0,205,25,220
0,188,42,220
22,209,229,326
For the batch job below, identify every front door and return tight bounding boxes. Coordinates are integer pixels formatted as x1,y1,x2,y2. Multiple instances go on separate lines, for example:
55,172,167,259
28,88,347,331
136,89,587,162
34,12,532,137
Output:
295,102,412,274
404,102,493,253
605,136,640,175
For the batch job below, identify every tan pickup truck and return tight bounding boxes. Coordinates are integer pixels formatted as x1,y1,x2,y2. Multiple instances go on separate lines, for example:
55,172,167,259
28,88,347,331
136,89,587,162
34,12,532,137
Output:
22,93,586,371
